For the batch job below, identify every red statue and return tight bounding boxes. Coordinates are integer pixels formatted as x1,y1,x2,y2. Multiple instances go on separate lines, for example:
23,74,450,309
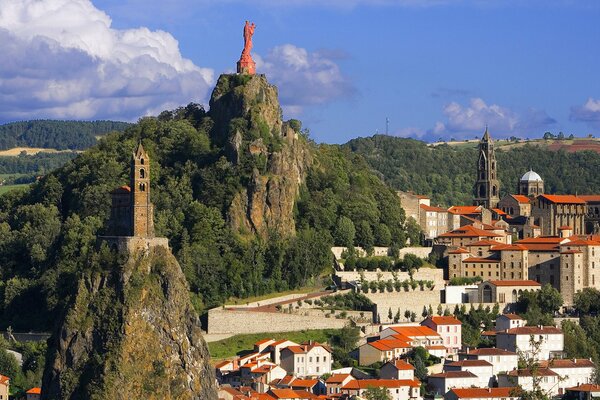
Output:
237,21,256,75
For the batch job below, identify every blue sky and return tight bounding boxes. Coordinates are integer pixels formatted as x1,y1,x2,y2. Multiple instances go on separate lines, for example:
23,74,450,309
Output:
1,0,599,143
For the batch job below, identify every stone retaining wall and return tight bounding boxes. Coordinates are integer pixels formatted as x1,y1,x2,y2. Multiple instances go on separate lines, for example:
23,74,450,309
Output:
336,269,445,285
206,308,350,334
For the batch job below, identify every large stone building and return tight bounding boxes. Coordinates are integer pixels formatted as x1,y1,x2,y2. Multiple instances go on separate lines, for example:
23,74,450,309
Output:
518,170,544,197
473,128,500,209
530,194,586,237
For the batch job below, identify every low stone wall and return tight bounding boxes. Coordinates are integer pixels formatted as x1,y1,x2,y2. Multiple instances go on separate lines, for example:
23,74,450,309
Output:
331,246,432,260
336,268,445,286
227,292,330,308
368,290,443,323
206,308,350,335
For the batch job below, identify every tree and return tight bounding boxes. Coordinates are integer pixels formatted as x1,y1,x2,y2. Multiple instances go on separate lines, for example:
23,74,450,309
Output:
334,216,355,247
394,309,401,323
388,308,393,321
574,288,600,314
514,335,565,400
364,386,392,400
436,304,443,316
356,221,375,255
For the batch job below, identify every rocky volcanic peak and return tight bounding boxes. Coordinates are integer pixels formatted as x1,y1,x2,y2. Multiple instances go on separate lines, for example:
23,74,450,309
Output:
42,245,217,400
209,74,312,238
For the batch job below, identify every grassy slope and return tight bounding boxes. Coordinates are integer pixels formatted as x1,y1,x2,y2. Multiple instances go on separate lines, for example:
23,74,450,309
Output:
0,184,28,195
208,329,342,360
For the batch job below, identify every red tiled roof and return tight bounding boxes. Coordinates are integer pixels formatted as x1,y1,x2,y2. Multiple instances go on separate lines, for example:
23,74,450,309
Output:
111,185,131,194
447,360,493,367
420,204,447,212
491,244,528,251
507,368,558,377
538,194,586,204
463,348,517,356
516,236,565,251
424,316,462,325
386,359,415,370
390,326,440,338
26,387,42,394
325,374,352,384
540,359,595,368
488,280,541,287
255,338,275,346
439,225,501,238
449,387,517,399
283,342,331,354
269,389,319,399
565,239,600,246
500,326,562,335
567,384,600,392
429,371,477,379
0,375,9,385
492,208,508,215
510,195,530,204
466,347,517,356
500,313,524,320
342,379,421,389
369,338,411,351
578,195,600,203
292,379,319,388
448,206,482,215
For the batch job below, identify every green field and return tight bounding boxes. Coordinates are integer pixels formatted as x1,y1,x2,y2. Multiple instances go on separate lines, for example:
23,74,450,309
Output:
0,184,28,195
208,329,342,360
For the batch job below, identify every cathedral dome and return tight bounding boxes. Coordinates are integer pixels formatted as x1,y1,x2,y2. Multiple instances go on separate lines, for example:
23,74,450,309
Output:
520,170,543,182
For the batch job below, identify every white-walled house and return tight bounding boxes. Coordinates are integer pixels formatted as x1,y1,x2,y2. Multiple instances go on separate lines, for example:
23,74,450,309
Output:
280,342,332,377
380,359,415,380
496,326,563,360
444,360,495,388
459,348,519,375
341,379,422,400
421,316,462,353
428,371,479,396
540,359,595,390
445,387,519,400
495,314,525,332
498,369,561,397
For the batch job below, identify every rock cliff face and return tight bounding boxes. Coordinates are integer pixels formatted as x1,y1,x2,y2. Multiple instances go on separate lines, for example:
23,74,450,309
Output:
209,74,311,238
41,244,217,400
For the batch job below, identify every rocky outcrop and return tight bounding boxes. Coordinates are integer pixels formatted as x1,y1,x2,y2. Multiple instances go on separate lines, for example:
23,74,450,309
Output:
209,74,311,238
41,244,217,400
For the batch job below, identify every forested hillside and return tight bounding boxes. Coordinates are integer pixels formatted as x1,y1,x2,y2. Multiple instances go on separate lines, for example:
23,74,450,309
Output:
0,78,415,331
0,120,130,150
345,135,600,206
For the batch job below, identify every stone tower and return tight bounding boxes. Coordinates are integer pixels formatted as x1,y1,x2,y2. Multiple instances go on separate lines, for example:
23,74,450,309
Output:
473,127,500,209
131,143,154,237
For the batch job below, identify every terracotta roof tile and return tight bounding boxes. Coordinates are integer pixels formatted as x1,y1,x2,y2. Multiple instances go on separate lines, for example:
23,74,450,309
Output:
567,384,600,392
325,374,352,384
463,348,517,356
424,316,462,325
386,359,415,370
463,257,500,263
439,225,501,238
429,371,477,379
342,379,421,389
538,194,586,204
447,360,493,367
449,387,517,399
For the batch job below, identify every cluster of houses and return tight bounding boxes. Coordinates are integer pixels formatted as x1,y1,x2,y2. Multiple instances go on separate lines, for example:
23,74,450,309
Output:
0,375,41,400
217,313,598,400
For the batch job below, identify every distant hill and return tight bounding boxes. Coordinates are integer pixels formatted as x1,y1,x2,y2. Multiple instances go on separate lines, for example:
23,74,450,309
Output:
344,134,600,207
430,137,600,154
0,120,131,151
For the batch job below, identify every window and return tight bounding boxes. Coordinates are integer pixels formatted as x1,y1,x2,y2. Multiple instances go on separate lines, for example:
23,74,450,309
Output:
316,356,319,362
309,357,312,362
139,183,146,192
140,168,145,178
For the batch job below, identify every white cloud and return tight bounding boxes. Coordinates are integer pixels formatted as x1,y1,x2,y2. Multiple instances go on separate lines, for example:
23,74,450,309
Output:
0,0,214,122
570,98,600,129
428,97,555,139
256,44,355,116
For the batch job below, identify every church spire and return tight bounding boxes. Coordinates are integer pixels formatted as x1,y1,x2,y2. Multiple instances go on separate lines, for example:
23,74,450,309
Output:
473,127,500,209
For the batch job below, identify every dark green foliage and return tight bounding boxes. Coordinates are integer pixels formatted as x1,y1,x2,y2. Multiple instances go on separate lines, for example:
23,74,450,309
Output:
344,135,600,206
0,104,411,331
320,292,374,311
448,276,483,285
515,284,562,325
364,386,392,400
0,120,130,150
297,145,407,248
454,304,499,348
573,288,600,314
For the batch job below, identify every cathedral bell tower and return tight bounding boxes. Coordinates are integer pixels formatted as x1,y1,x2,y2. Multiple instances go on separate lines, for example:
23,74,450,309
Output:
131,143,155,238
473,127,500,209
